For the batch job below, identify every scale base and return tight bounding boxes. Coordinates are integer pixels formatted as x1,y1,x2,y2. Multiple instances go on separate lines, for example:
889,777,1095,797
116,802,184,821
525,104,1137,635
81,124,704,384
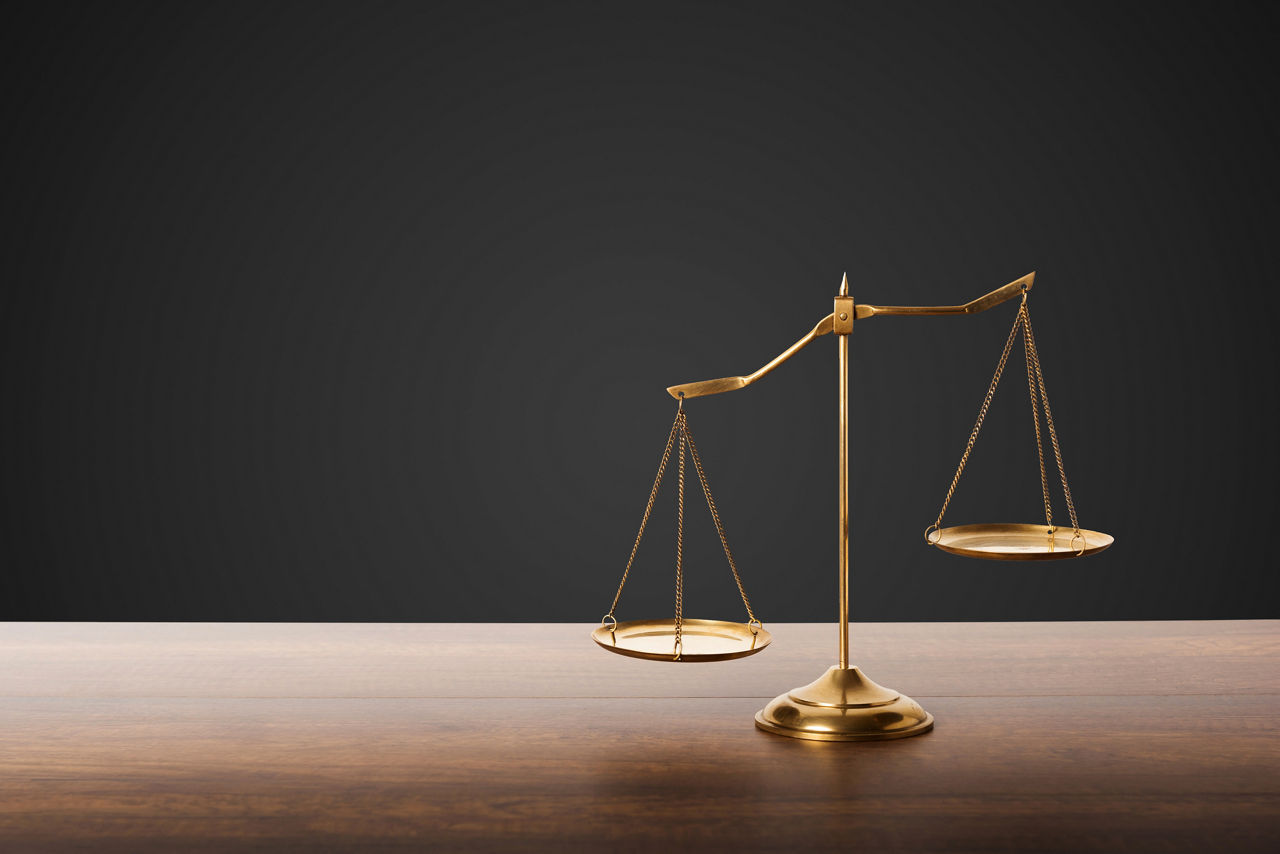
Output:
754,665,934,741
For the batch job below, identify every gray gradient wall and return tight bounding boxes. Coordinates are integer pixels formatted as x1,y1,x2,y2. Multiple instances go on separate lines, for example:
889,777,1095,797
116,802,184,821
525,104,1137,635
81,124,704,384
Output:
2,1,1276,621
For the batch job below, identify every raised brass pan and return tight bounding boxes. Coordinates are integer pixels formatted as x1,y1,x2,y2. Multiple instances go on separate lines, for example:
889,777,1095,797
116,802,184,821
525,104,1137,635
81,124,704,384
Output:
933,522,1114,560
592,618,772,662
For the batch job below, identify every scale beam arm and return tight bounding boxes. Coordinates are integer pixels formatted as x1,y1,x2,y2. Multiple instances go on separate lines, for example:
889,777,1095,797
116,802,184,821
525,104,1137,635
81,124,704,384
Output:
665,271,1035,399
854,271,1035,319
666,313,835,399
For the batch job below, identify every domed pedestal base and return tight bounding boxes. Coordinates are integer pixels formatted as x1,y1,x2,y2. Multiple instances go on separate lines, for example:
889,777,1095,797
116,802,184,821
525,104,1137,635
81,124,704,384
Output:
754,665,934,742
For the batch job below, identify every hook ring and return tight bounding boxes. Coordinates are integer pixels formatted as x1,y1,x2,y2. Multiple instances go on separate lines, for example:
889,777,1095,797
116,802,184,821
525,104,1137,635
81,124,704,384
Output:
1070,532,1086,556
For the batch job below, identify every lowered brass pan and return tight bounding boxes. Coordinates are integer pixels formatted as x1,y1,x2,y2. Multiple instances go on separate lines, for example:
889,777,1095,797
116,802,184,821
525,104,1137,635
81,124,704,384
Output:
592,618,772,662
932,522,1114,560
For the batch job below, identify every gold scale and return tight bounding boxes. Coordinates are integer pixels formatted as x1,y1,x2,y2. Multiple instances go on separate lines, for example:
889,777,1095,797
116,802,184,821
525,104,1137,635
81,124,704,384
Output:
592,272,1113,741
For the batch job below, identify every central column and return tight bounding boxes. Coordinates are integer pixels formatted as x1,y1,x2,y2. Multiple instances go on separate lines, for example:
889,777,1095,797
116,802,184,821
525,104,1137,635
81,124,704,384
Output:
753,273,933,740
838,331,849,668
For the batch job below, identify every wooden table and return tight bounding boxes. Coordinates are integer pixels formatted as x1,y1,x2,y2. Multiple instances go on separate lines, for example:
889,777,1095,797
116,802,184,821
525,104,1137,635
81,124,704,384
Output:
1,622,1277,852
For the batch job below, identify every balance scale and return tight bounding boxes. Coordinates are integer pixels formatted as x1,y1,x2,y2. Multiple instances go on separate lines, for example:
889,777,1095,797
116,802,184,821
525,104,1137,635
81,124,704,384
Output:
592,272,1113,741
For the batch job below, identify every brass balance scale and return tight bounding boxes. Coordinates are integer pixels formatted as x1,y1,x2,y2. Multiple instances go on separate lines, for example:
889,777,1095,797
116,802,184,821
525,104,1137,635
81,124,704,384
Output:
592,272,1113,741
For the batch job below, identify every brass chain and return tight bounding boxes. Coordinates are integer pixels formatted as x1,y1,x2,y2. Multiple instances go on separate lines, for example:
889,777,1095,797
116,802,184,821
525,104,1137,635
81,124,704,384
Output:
927,294,1027,537
603,413,681,620
673,413,686,659
926,290,1084,550
603,402,763,655
1021,304,1053,531
1022,308,1082,541
684,423,758,626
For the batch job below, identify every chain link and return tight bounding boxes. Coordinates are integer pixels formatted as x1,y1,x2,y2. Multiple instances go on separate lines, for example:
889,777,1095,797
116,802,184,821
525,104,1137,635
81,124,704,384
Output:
603,403,763,652
684,423,758,626
604,414,680,620
1022,309,1082,540
928,292,1084,547
930,296,1026,532
1021,305,1053,531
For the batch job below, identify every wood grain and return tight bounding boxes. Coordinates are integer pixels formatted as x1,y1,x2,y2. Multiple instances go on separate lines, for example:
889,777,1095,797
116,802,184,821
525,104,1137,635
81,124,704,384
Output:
0,621,1275,698
0,622,1276,852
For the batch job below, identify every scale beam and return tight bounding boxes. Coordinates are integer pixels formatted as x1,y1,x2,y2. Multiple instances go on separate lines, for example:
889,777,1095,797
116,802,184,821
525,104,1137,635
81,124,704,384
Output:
666,313,835,400
666,272,1036,399
856,271,1035,319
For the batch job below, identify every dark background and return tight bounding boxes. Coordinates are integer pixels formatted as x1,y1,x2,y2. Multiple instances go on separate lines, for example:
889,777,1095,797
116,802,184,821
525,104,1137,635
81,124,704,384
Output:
1,1,1276,622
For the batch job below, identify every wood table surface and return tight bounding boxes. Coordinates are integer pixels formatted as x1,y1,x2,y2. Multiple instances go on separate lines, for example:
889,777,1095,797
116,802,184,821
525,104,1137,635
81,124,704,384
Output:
1,621,1277,852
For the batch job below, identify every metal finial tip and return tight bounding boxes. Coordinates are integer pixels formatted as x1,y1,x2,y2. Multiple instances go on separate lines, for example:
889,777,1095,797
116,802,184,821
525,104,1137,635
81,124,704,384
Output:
838,272,848,296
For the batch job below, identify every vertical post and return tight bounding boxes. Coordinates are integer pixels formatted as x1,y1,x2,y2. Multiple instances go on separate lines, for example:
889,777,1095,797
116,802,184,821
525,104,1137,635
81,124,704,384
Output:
838,333,849,668
754,273,934,740
836,275,850,670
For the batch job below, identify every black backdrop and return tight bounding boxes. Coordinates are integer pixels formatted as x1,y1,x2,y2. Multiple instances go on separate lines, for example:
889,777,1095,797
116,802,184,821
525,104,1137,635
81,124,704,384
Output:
2,1,1276,621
